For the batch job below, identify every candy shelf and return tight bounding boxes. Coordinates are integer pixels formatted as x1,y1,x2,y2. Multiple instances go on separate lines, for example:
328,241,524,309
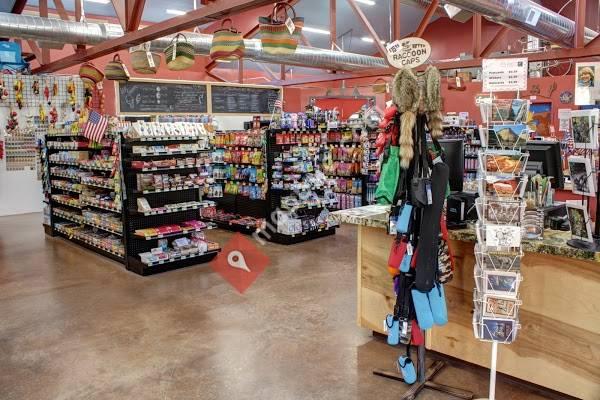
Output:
122,130,221,276
44,132,126,265
202,130,269,232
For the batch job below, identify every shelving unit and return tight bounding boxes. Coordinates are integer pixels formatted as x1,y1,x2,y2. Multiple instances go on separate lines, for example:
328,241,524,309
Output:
442,125,482,184
265,129,339,244
199,130,268,234
121,129,221,275
44,130,126,263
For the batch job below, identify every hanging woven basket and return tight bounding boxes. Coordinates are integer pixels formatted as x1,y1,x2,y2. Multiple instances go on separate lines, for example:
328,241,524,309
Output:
164,33,195,71
79,62,104,88
130,43,161,74
104,53,130,82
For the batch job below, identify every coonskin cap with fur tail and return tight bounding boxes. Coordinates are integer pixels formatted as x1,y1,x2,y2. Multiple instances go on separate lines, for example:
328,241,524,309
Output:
392,68,420,169
392,68,420,113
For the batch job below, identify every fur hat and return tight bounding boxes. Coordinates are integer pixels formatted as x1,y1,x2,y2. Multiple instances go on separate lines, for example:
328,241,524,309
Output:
392,69,420,169
423,66,443,139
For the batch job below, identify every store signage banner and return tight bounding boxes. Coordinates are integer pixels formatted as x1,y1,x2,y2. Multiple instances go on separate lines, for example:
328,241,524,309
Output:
482,58,528,92
386,37,431,70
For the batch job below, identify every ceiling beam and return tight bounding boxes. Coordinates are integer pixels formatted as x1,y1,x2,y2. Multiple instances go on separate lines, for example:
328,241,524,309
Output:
52,0,71,21
33,0,275,73
330,0,336,48
575,0,586,48
126,0,146,32
300,33,312,47
472,14,482,58
52,0,81,52
26,40,43,63
39,0,50,64
392,0,401,41
111,0,127,30
415,0,438,38
346,0,387,58
279,45,600,86
586,33,600,48
206,70,228,82
480,26,508,58
11,0,27,14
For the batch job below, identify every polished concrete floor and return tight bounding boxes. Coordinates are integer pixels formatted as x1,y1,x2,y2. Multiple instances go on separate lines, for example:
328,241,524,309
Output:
0,213,556,400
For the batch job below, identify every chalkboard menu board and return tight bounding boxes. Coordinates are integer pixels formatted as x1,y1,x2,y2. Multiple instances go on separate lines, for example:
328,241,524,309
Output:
211,85,281,114
118,81,207,114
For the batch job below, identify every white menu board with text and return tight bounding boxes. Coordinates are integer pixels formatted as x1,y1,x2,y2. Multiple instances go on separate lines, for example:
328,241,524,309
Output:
482,58,528,93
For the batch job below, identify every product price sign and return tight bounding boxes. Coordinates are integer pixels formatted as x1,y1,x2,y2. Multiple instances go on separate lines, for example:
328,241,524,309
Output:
482,58,528,93
386,37,431,70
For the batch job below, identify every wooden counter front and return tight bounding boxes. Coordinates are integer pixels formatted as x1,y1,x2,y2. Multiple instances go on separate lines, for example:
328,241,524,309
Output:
356,225,600,400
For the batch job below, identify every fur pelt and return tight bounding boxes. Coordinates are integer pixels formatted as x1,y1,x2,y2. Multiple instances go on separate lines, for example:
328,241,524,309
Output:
399,111,415,169
428,110,444,139
423,66,441,112
392,68,419,113
423,66,443,139
392,68,420,169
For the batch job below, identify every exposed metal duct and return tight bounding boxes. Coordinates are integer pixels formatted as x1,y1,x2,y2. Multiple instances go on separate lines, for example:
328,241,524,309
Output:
440,0,598,48
0,12,388,72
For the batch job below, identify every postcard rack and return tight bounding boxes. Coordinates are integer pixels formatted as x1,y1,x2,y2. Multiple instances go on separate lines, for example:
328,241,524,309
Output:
473,96,529,400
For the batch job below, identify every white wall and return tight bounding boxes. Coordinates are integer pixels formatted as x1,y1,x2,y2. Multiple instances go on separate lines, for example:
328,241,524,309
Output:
0,168,43,216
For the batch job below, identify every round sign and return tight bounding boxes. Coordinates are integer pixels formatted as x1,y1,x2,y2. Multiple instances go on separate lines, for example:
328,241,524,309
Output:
386,38,432,70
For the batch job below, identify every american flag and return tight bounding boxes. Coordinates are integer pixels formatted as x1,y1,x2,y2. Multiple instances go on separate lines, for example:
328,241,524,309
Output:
274,99,283,109
83,110,108,144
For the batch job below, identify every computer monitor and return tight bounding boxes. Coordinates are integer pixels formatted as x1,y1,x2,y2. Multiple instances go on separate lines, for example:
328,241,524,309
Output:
524,140,564,189
437,139,464,192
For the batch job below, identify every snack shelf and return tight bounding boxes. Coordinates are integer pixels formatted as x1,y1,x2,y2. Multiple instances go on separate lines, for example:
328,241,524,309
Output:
222,179,265,186
79,164,114,172
266,226,337,245
219,162,264,168
51,173,80,180
51,198,82,209
80,181,115,190
138,165,200,173
51,185,82,194
135,203,210,216
128,135,203,142
134,226,213,241
200,217,260,234
138,248,220,267
53,210,83,224
215,144,263,150
132,149,206,157
53,211,123,236
135,184,202,195
121,128,223,276
50,160,80,167
81,200,121,213
54,227,125,262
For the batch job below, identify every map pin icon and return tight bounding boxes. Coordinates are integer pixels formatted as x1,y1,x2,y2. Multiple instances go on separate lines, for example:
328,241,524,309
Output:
227,250,251,272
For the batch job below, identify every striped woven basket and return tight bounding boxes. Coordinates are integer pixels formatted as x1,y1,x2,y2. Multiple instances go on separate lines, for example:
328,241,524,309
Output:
104,53,130,82
130,48,161,74
79,62,104,88
258,2,303,56
210,19,245,61
164,33,195,71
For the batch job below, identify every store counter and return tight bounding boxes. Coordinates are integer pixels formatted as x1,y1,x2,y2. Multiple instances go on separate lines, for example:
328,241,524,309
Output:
330,205,600,399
